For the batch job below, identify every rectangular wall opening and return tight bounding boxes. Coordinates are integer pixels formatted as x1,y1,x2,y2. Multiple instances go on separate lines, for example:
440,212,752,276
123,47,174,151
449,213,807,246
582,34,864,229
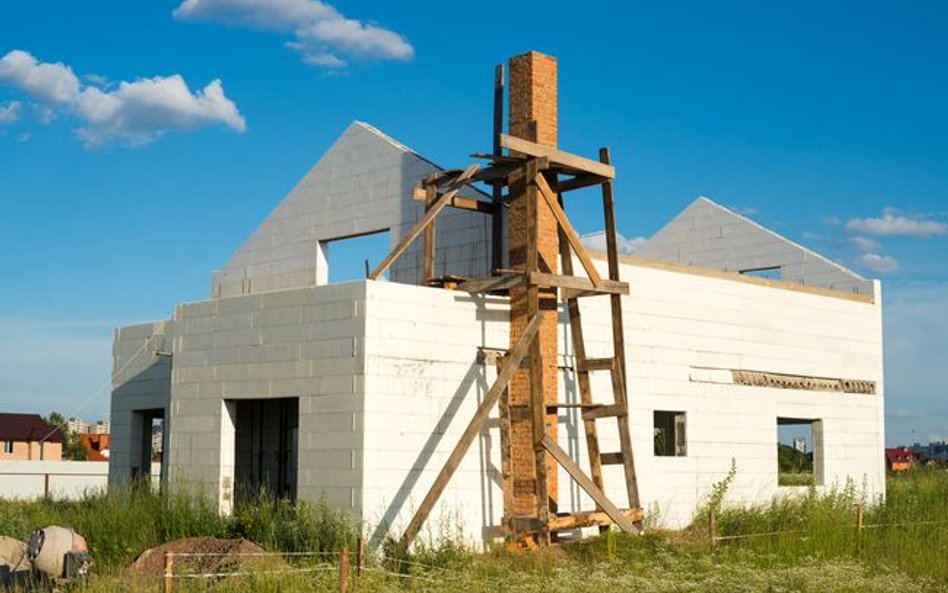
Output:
777,417,823,486
320,229,391,284
233,397,299,504
654,410,687,456
132,408,164,489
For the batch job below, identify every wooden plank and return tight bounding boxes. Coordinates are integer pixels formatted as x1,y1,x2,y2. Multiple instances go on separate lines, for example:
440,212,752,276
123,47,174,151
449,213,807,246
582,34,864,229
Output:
500,133,615,179
458,273,523,293
556,173,607,193
497,363,513,535
525,158,550,546
600,452,624,465
422,183,436,283
491,63,505,275
534,173,602,287
600,147,641,512
529,272,628,295
549,508,644,531
581,403,626,420
577,357,614,372
370,164,479,280
412,191,495,214
541,435,636,533
396,313,542,554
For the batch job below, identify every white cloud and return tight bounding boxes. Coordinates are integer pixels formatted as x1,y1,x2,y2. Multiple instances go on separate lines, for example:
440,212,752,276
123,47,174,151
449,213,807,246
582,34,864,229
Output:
580,230,647,255
0,50,80,103
0,50,245,148
0,100,21,124
174,0,414,69
74,76,245,147
850,236,880,252
845,207,947,238
854,252,898,274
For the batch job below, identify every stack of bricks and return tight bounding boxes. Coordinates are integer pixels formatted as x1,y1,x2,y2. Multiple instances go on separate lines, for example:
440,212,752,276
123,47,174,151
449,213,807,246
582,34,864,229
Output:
506,51,559,518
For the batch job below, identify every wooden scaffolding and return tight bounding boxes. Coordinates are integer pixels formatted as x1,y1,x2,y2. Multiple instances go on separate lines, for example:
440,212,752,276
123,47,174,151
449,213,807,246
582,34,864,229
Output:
369,61,642,552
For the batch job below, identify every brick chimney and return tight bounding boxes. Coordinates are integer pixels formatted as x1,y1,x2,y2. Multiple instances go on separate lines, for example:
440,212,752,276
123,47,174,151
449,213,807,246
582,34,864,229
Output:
507,51,559,518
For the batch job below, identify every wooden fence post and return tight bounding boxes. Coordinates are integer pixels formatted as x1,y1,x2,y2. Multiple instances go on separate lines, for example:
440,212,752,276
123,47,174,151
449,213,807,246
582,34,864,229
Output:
163,552,174,593
709,508,718,554
356,537,365,577
339,547,349,593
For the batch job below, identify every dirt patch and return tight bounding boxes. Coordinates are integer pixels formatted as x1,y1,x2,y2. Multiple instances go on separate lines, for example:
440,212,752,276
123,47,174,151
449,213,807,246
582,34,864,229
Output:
126,537,284,578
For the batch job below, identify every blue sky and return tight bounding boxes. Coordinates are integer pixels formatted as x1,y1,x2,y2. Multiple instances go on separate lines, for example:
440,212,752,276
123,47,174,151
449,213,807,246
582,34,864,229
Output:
0,1,945,446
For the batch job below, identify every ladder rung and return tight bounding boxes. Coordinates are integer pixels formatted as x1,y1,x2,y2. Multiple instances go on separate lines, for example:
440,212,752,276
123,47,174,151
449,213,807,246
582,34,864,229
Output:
546,402,603,410
577,357,615,372
582,403,626,420
600,452,624,465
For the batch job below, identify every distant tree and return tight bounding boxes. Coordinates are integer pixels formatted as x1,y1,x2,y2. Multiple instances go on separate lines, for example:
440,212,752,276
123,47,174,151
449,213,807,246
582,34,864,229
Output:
44,411,90,461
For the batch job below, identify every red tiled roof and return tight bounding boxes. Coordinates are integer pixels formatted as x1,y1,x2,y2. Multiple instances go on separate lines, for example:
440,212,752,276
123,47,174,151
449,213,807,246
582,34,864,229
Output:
885,448,916,464
0,413,65,443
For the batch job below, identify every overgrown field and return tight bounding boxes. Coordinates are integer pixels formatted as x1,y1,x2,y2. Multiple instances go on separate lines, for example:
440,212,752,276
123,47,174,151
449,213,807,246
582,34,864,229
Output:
1,469,946,592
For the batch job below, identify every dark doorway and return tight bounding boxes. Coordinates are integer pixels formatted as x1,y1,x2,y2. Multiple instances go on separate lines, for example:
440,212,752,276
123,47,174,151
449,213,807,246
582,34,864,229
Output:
132,408,164,489
233,398,299,504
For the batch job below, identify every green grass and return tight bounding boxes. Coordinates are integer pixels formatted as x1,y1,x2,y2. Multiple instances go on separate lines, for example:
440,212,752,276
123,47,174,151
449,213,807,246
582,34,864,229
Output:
1,469,946,592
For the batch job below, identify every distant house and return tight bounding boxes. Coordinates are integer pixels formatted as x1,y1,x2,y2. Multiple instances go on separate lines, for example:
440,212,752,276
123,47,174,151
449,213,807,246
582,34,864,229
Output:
0,413,64,461
79,433,111,462
885,447,918,471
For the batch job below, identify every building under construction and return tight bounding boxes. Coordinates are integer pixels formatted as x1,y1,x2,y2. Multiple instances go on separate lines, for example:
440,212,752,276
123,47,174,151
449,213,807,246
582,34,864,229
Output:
109,51,885,549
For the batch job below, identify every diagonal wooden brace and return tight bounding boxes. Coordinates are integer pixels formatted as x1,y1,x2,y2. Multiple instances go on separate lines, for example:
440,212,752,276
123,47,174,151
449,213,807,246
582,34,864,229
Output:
370,164,480,280
395,312,544,555
533,173,603,287
541,434,638,533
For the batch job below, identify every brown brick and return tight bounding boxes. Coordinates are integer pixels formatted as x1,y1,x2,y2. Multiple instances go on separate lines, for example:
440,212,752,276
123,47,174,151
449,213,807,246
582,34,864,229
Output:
507,51,559,518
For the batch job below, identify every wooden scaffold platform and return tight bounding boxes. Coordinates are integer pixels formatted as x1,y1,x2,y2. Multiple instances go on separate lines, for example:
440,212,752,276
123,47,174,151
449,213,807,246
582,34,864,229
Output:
368,52,642,553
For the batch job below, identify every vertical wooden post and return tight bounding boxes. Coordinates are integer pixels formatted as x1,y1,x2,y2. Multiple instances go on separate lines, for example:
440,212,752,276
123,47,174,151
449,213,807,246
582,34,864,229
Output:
525,158,550,545
600,147,641,512
163,553,174,593
422,183,437,283
491,63,505,273
339,547,350,593
356,537,365,577
709,509,718,554
498,366,514,536
857,504,864,532
43,474,50,499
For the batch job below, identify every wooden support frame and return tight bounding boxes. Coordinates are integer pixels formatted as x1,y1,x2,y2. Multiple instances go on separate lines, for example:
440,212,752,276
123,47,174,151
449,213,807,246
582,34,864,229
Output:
500,134,615,179
534,173,602,287
396,313,543,555
370,164,479,280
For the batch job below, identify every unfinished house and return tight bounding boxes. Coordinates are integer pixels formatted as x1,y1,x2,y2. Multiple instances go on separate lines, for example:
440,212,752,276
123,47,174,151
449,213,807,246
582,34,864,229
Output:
110,51,885,549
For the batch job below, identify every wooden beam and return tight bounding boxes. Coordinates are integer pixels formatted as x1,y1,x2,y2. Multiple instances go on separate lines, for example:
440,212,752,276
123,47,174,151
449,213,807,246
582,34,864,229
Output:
529,272,629,295
556,173,607,193
369,164,479,280
412,190,495,214
492,63,505,275
600,147,640,512
500,133,615,179
549,508,644,531
422,183,436,283
541,435,636,533
581,403,626,421
534,173,602,287
600,452,624,465
577,357,615,372
396,313,543,555
458,273,523,294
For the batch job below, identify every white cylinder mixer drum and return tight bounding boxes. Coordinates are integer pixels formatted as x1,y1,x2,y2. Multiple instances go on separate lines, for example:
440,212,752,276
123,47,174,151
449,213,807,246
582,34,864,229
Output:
27,526,89,579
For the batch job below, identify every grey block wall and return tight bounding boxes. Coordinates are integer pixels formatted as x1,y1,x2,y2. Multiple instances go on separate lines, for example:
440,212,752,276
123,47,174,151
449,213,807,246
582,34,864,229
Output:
211,122,496,298
637,197,873,295
109,321,172,485
167,282,368,516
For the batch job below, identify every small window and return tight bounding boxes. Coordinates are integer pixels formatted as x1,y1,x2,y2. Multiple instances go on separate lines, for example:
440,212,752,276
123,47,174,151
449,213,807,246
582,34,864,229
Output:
777,417,823,486
322,229,391,284
2,441,12,454
654,411,687,456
